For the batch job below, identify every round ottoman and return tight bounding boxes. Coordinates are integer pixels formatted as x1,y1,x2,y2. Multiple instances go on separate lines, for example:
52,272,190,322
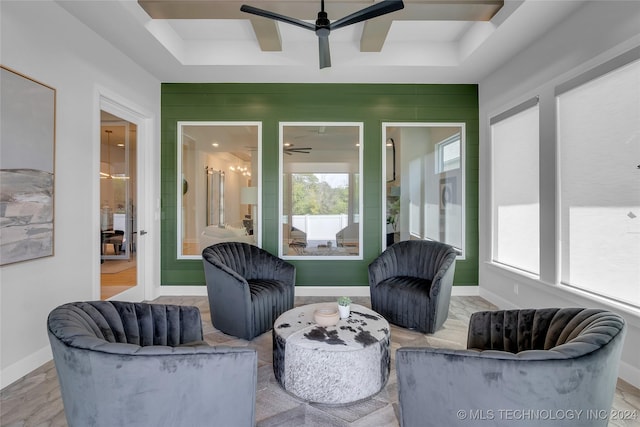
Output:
273,303,390,405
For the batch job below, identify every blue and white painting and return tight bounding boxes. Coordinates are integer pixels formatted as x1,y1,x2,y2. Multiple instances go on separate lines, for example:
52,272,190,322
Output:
0,67,55,265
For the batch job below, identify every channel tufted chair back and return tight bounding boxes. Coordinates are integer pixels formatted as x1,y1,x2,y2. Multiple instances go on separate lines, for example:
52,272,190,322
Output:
466,307,623,353
396,308,626,427
202,242,295,340
48,301,257,427
368,240,457,333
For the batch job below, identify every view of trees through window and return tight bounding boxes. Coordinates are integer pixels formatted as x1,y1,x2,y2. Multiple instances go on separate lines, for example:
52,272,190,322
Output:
280,122,362,258
291,174,348,215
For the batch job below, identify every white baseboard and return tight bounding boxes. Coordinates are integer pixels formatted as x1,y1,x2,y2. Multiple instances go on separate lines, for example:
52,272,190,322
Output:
478,287,520,309
158,285,481,298
452,286,480,296
296,285,479,297
619,360,640,390
1,345,52,389
157,285,372,298
294,286,370,297
157,286,208,296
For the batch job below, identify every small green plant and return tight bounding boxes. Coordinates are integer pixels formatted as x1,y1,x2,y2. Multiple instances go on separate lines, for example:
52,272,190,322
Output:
337,296,352,306
386,197,400,232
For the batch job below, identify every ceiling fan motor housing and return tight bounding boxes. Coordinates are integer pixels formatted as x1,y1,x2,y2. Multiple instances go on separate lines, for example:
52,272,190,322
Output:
316,10,330,35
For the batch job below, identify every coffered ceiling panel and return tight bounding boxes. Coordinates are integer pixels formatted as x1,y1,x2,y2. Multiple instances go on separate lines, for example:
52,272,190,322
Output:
56,0,586,83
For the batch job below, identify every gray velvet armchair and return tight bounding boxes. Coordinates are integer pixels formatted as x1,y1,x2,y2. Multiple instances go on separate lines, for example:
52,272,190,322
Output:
48,300,258,427
368,240,457,333
202,242,295,340
396,308,626,427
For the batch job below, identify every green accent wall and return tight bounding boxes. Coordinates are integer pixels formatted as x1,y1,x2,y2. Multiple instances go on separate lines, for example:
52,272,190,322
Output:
161,83,479,287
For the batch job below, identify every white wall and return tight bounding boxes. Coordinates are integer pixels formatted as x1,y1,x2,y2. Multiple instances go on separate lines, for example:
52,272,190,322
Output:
0,1,160,388
478,1,640,388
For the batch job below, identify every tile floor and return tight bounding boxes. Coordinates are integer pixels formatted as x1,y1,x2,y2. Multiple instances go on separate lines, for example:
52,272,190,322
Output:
2,296,639,426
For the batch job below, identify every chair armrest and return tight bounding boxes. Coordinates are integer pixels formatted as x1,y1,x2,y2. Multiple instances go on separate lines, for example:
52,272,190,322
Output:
202,254,247,284
203,260,249,294
368,253,397,288
429,255,456,298
202,258,251,313
428,257,456,331
274,260,296,285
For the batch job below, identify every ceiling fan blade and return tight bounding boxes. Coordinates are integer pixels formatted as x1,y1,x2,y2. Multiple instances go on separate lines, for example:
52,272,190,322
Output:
318,35,331,69
241,5,315,32
284,146,313,154
330,0,404,31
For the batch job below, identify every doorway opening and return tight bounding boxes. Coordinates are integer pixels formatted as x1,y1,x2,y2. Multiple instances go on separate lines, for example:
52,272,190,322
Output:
100,111,137,299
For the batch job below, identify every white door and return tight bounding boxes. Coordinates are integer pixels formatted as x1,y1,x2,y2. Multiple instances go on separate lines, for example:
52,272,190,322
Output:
98,96,150,301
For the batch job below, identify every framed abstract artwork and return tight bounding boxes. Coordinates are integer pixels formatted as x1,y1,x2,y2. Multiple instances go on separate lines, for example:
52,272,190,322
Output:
0,66,56,265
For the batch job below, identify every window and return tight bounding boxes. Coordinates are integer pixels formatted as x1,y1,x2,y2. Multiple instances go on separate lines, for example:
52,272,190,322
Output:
557,57,640,306
178,122,261,259
490,98,540,274
383,123,465,255
280,123,362,259
436,134,461,173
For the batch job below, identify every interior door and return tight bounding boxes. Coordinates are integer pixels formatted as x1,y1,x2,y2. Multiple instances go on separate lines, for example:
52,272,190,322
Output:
100,110,139,299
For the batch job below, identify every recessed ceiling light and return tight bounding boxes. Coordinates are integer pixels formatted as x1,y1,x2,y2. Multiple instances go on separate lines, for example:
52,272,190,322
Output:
212,143,219,147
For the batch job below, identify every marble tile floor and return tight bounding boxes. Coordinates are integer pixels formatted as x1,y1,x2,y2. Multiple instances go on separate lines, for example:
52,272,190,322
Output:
2,296,639,427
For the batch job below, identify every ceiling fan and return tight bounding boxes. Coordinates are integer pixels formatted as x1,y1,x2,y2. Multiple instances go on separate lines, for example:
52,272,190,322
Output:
240,0,405,69
284,144,312,155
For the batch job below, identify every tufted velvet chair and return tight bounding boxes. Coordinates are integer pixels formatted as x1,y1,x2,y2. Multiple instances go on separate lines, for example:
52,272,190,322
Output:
202,242,296,340
396,308,626,427
368,240,457,333
47,301,258,427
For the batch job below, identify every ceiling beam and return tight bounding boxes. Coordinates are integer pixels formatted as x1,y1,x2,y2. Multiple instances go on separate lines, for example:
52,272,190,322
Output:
249,18,282,51
138,1,246,19
360,19,393,52
138,0,504,54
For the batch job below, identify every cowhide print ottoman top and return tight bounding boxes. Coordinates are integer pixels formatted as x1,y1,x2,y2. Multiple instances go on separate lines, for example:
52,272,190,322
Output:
272,303,390,405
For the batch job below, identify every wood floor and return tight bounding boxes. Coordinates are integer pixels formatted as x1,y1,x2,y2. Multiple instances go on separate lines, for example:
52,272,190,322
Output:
183,242,200,256
100,260,136,299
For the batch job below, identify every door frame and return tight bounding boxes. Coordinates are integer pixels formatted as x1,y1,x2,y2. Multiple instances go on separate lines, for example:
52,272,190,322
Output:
95,89,156,301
